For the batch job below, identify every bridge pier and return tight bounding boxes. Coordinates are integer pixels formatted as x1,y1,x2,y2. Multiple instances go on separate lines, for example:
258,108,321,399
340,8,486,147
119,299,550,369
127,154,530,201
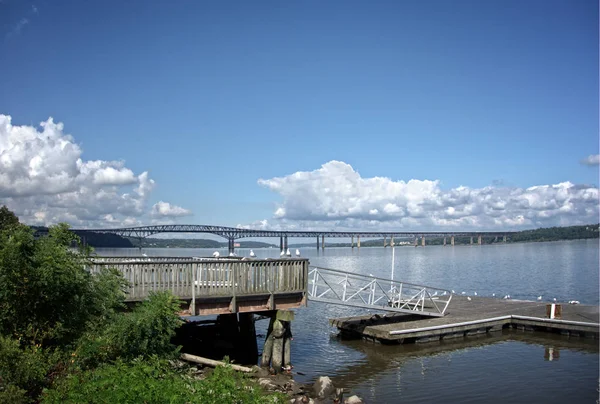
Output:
414,237,418,247
478,235,482,245
421,236,426,247
228,237,235,255
321,234,325,250
383,236,387,248
503,235,507,243
451,235,455,246
284,236,288,251
357,235,360,248
470,237,474,245
280,237,284,254
351,236,354,249
316,236,319,250
443,237,446,246
390,236,394,247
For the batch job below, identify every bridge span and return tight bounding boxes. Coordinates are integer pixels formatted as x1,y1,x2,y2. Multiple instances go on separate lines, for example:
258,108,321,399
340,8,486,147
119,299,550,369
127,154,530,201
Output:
67,224,516,254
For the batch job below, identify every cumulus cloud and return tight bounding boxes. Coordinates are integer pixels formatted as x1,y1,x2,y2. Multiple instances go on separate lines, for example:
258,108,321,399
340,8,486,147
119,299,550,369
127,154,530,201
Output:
581,154,600,166
151,201,193,217
257,161,599,230
0,114,191,227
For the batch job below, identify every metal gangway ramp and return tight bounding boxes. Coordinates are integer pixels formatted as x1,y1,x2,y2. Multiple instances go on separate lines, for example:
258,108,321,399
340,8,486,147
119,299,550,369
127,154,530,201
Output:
308,266,452,317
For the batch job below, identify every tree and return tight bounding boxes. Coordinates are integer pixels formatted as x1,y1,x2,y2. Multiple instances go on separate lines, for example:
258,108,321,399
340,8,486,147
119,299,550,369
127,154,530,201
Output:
0,205,19,231
0,216,127,347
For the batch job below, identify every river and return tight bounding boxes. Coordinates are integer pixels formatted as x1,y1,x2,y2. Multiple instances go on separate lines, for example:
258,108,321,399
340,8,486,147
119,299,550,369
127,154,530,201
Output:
97,239,599,403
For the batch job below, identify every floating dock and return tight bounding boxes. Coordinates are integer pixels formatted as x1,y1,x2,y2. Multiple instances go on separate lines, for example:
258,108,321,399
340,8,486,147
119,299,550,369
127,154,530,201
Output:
330,296,599,343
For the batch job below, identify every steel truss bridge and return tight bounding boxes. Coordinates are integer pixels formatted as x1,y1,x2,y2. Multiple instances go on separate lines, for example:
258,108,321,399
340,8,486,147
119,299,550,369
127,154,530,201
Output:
58,224,517,253
69,224,514,239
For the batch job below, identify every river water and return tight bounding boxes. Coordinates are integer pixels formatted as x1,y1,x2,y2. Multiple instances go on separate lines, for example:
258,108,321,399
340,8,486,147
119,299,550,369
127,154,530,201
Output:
97,240,599,403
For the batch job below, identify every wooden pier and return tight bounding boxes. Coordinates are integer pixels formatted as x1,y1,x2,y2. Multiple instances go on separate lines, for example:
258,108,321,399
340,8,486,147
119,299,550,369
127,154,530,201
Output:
90,257,309,316
330,296,599,343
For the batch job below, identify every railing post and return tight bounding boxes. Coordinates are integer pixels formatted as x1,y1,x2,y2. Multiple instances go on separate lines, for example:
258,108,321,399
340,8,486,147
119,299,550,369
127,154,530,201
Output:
191,263,196,316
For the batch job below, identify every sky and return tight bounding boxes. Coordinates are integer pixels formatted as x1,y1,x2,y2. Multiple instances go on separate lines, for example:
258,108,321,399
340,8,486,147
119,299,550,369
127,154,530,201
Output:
0,0,598,232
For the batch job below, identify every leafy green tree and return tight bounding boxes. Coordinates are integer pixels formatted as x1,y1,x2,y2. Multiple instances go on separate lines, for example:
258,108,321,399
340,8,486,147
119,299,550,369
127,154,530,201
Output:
0,205,19,232
0,219,127,347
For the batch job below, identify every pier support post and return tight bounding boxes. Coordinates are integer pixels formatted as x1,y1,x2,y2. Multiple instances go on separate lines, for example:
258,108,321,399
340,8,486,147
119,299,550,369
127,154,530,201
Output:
443,237,447,246
351,236,354,249
414,237,418,247
421,236,425,247
384,236,387,248
321,234,325,250
280,237,284,254
451,236,455,246
357,236,361,248
228,237,235,255
284,236,288,251
470,237,473,245
478,235,482,245
260,310,294,373
316,236,319,250
238,313,258,365
503,235,507,243
390,237,394,247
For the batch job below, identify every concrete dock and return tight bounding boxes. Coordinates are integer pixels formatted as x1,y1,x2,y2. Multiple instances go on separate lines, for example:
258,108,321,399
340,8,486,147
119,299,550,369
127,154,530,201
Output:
330,296,599,343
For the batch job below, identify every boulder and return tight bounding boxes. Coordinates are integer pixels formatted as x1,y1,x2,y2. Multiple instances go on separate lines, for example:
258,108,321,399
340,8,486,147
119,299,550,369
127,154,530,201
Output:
312,376,335,399
344,395,363,404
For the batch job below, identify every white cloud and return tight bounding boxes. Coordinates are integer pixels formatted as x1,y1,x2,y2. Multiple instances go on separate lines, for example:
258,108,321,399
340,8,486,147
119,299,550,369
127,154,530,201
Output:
581,154,600,166
151,201,193,217
257,161,599,230
0,114,191,227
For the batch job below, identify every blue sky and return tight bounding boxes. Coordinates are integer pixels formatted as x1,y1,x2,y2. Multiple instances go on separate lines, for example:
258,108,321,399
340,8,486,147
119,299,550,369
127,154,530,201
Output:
0,0,598,231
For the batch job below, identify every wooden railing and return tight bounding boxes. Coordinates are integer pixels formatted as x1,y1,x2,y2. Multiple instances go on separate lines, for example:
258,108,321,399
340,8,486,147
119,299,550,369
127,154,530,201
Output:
89,258,309,303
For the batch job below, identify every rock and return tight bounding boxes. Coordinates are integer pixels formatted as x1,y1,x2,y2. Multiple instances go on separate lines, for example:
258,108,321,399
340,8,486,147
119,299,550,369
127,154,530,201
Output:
313,376,335,399
290,395,312,404
344,395,363,404
258,378,275,389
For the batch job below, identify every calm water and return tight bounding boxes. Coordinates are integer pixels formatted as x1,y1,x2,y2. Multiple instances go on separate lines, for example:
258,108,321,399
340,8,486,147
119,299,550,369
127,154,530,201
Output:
97,240,600,403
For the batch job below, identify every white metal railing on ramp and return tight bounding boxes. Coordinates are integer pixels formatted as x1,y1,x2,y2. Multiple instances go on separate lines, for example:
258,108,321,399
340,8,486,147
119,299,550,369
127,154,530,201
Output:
308,266,452,317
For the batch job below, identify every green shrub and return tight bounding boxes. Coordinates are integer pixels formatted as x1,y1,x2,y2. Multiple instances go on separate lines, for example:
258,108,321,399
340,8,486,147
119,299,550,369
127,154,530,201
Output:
74,291,184,369
0,223,127,347
43,357,286,404
0,336,64,403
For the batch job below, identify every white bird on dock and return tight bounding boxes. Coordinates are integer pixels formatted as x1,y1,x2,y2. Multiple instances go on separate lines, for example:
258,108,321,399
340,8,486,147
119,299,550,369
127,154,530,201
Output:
474,292,478,296
280,250,285,257
553,298,557,302
503,295,510,299
286,248,291,257
212,251,220,258
492,293,496,297
451,290,456,294
461,291,466,295
537,296,542,301
442,291,447,296
142,253,148,257
295,249,301,257
250,250,256,258
467,296,472,301
568,300,580,305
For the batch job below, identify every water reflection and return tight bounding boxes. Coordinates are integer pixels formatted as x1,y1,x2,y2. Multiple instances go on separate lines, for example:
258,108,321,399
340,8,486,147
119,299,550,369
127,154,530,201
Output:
327,330,598,389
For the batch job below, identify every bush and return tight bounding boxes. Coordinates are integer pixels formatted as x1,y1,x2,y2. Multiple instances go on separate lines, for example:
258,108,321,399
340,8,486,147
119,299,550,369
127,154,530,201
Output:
0,223,127,347
0,336,64,403
43,357,286,404
74,291,184,369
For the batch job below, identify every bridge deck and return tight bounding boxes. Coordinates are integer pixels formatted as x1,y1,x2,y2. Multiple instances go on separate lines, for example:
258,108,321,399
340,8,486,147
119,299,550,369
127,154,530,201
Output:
330,295,599,342
90,257,309,315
